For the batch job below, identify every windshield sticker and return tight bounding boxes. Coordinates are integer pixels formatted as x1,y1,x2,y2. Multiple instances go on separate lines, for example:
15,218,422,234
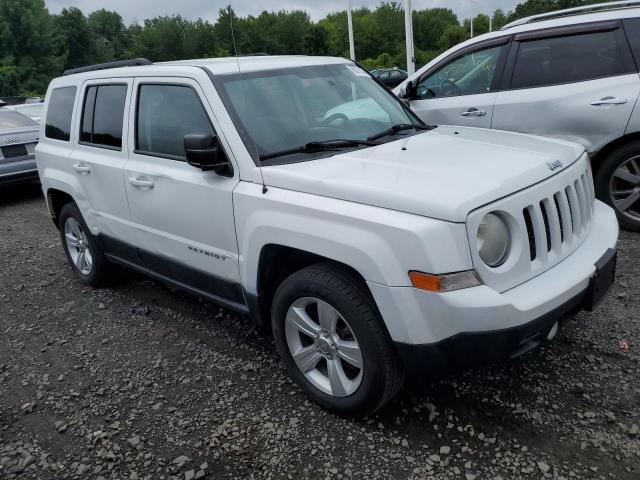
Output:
345,65,369,77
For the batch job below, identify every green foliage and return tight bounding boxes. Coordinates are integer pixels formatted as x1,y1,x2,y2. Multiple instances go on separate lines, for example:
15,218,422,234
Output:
0,0,606,96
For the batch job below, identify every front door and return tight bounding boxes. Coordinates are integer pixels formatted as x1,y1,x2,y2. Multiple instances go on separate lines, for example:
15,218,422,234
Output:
409,42,510,128
123,77,242,304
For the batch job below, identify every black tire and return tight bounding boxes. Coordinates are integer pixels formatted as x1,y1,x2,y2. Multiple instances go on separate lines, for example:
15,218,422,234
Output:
58,202,111,287
595,142,640,232
271,263,404,417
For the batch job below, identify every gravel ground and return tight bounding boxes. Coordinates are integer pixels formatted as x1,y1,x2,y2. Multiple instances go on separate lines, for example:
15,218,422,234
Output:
0,184,639,480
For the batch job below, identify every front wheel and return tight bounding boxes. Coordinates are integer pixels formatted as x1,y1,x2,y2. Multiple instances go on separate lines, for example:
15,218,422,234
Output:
595,142,640,232
271,264,404,417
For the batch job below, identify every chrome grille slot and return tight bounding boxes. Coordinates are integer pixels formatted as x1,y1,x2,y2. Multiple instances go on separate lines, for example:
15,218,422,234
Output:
553,194,565,243
540,200,552,252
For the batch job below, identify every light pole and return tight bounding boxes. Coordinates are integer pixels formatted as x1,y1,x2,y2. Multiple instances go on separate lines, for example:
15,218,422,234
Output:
470,0,479,38
404,0,415,75
347,0,355,61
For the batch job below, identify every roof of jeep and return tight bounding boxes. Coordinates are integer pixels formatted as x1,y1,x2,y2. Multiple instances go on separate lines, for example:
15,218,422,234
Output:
54,55,352,83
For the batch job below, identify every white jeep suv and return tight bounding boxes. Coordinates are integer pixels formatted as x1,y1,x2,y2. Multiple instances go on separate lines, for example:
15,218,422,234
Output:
396,1,640,232
37,56,618,417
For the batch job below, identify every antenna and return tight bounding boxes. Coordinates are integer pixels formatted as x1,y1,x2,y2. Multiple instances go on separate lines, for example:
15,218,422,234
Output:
228,0,268,194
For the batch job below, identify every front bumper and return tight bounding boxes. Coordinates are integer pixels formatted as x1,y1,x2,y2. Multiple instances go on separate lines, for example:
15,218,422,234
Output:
367,200,619,371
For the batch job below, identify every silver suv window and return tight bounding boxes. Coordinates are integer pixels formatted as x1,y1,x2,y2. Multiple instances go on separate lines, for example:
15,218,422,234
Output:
511,29,632,89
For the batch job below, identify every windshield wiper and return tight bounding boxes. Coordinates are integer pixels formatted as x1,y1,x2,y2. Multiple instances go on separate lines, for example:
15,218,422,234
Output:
366,123,432,141
260,139,379,161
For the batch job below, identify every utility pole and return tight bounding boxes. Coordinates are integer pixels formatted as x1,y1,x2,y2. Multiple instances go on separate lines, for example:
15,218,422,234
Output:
470,0,479,38
489,15,493,32
404,0,415,75
347,0,355,61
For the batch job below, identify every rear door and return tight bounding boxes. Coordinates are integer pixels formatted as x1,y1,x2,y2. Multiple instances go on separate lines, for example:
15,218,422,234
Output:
123,76,242,305
492,21,639,153
68,79,136,244
408,37,510,128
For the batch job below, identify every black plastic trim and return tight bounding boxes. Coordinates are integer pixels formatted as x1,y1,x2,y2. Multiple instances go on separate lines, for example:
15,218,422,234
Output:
97,234,249,314
63,58,152,76
394,286,588,375
514,20,620,42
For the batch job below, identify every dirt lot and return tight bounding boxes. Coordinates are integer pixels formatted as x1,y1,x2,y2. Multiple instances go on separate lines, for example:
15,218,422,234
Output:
0,184,638,480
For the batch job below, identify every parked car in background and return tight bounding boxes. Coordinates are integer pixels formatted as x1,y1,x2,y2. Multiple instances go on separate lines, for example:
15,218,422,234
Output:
38,55,617,417
8,103,44,124
373,68,408,88
0,109,39,186
396,1,640,231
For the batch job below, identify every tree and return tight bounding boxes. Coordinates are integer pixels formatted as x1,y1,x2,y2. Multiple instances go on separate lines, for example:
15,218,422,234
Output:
0,0,62,95
88,9,129,62
55,7,95,70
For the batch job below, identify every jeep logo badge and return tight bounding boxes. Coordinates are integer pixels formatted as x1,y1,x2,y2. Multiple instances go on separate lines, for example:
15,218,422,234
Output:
547,160,563,171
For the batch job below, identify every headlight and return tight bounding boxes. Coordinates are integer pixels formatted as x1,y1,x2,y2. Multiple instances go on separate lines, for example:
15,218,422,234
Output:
477,212,511,267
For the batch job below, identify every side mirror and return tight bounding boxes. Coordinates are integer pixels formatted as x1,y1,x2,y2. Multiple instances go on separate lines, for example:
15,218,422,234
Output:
404,79,418,100
184,133,233,177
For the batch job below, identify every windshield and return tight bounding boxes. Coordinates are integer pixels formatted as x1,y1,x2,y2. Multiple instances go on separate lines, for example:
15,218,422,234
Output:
213,63,423,163
0,110,38,129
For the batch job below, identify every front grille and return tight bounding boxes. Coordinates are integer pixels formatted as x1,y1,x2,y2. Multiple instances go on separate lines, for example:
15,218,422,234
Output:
522,169,594,262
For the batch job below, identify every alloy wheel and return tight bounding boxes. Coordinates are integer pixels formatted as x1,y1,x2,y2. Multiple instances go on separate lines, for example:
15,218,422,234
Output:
64,217,93,275
284,297,363,397
609,154,640,222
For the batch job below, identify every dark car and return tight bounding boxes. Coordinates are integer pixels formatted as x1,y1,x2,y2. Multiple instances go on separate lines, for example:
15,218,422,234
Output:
373,68,408,88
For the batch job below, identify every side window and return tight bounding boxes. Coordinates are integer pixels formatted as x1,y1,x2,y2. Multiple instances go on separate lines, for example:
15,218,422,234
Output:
417,45,505,99
45,86,76,141
136,84,214,159
623,18,640,67
80,84,127,149
511,30,632,89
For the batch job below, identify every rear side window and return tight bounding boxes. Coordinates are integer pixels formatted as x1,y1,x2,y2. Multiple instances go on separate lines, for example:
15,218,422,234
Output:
45,86,76,141
511,30,632,89
136,84,214,159
80,84,127,149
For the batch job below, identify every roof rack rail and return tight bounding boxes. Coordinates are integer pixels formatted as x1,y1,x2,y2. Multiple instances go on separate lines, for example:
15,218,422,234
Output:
501,0,640,30
236,53,269,57
63,58,153,76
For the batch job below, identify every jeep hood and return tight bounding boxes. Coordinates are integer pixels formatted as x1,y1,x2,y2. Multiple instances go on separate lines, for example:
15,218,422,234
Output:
262,126,585,222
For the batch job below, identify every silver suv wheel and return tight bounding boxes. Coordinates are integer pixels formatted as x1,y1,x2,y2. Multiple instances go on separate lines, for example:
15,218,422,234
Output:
64,217,93,275
285,297,363,397
609,154,640,223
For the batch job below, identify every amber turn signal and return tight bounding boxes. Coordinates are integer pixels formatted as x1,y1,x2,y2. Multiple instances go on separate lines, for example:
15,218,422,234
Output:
409,270,481,292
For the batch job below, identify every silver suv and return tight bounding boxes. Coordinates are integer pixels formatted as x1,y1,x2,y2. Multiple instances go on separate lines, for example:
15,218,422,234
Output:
397,1,640,231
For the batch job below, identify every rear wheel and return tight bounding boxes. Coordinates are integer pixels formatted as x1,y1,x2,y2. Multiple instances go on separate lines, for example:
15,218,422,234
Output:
59,203,111,286
271,263,404,417
595,142,640,232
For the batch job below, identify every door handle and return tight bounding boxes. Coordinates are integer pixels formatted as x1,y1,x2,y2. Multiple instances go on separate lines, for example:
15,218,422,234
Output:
71,163,91,174
459,108,486,117
128,176,155,189
590,96,627,106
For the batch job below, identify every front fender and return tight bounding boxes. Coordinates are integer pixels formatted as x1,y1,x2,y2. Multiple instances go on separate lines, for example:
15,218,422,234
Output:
233,182,472,295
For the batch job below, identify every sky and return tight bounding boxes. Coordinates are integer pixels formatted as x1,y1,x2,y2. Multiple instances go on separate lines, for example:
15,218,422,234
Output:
43,0,523,24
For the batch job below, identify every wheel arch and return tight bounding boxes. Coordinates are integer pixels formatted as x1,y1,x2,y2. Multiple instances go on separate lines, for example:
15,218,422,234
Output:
248,244,374,330
46,188,76,229
591,131,640,177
